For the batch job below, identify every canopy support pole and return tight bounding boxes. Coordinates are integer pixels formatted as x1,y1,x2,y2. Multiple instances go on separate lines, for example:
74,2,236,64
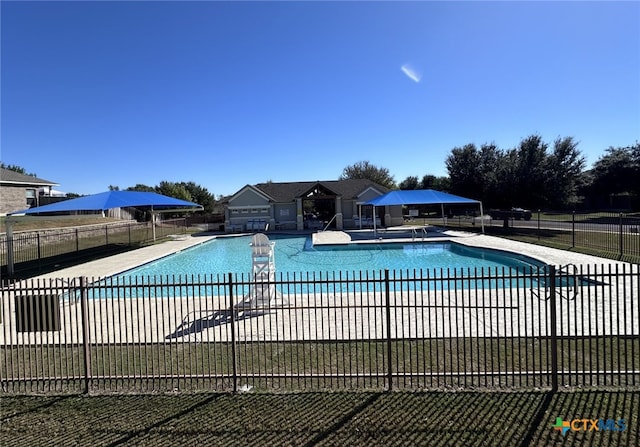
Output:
151,206,157,242
480,202,485,233
441,203,446,227
373,206,377,238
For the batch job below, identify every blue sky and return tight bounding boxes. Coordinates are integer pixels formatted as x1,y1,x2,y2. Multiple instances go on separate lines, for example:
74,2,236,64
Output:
2,1,639,197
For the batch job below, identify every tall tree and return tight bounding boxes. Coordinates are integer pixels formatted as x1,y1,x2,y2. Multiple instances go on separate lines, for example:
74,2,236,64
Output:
589,144,640,197
397,174,451,191
544,137,586,208
445,143,482,200
493,148,519,208
126,184,155,192
445,135,586,209
340,161,396,189
156,181,193,202
514,135,548,209
419,174,450,191
398,176,419,190
178,181,217,213
476,143,503,204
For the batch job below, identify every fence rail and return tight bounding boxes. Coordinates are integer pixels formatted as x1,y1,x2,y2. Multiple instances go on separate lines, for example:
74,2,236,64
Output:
1,264,638,395
0,219,188,277
427,210,640,262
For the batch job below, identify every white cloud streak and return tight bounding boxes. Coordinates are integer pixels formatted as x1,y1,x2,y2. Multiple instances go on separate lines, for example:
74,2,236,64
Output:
400,63,422,83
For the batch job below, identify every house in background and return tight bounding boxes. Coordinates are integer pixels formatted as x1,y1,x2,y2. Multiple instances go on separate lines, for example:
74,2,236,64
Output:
0,168,59,216
224,179,403,232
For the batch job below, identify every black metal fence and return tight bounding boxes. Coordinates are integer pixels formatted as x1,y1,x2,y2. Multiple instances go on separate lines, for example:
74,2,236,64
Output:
0,219,188,277
429,211,640,262
1,264,638,395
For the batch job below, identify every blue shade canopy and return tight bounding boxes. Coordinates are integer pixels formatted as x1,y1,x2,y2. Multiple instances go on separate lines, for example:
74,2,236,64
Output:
365,189,480,206
12,191,203,215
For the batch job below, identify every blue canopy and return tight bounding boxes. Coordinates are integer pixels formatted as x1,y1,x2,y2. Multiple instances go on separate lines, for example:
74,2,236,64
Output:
12,191,203,215
365,189,480,206
364,189,484,235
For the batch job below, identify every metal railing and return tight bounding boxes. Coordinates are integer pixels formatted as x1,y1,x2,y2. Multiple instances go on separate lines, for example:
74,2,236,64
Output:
0,219,188,277
425,211,640,262
322,214,339,232
1,264,638,395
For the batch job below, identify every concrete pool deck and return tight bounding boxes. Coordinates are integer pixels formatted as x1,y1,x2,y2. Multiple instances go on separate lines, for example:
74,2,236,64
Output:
27,233,220,281
28,228,628,281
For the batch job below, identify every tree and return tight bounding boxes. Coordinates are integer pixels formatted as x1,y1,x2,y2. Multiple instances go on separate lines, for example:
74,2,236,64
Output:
419,174,450,191
544,137,586,208
446,143,512,206
340,161,396,189
0,162,37,177
582,143,640,209
445,144,483,200
513,135,548,209
398,174,451,191
126,184,155,192
398,176,419,190
589,144,639,196
120,181,216,213
445,135,587,209
178,181,217,214
156,181,193,202
476,143,501,199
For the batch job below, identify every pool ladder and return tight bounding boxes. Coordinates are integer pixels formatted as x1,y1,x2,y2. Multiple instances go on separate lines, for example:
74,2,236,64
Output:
530,263,579,301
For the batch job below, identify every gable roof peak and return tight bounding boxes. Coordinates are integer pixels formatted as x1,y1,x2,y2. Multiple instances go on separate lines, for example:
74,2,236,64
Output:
251,179,390,202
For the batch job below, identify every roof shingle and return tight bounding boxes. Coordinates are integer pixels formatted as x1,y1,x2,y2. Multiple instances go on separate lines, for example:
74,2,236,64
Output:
253,179,390,202
0,168,58,187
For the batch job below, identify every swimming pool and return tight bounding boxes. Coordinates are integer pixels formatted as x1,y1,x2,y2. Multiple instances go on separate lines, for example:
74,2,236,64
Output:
119,234,546,278
88,234,548,298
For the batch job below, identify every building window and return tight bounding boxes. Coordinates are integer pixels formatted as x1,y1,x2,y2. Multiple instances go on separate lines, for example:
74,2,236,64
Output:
26,189,37,208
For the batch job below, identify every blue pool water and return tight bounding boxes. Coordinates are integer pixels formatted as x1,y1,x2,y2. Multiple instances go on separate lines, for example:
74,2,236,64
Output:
86,235,549,298
120,234,546,278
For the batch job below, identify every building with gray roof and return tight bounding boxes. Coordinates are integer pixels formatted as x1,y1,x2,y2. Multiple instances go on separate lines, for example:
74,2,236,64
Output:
0,168,58,215
224,179,402,232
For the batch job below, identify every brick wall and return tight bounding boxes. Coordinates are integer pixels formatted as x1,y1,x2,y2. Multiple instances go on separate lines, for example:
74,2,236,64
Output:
0,187,28,215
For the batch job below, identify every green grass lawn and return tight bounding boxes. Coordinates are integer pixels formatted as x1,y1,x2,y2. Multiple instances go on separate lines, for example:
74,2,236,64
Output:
5,337,638,394
1,390,638,446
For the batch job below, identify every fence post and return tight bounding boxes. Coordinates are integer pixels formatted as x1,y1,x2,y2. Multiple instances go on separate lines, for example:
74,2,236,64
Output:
572,211,575,248
79,276,92,394
37,233,41,263
228,272,238,393
75,228,79,253
384,269,393,391
537,210,541,240
619,213,624,260
548,266,558,392
37,233,42,270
